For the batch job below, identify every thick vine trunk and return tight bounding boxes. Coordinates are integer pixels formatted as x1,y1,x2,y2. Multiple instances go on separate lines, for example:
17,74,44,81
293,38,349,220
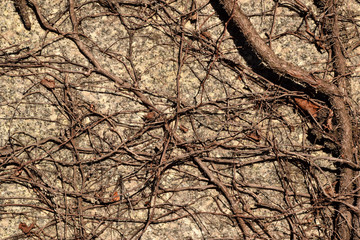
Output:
213,0,356,238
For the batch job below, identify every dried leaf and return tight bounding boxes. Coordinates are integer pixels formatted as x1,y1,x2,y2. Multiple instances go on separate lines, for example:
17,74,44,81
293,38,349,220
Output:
112,191,120,202
143,111,156,121
19,222,35,235
246,130,261,142
144,200,151,207
40,79,55,89
294,98,320,117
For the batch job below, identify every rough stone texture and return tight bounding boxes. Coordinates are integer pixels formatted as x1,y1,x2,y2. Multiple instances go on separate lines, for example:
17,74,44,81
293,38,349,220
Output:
0,0,359,239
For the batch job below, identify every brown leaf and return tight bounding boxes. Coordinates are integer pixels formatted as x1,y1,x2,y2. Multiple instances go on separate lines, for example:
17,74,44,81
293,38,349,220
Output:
246,130,261,142
112,191,120,202
143,111,157,121
144,200,151,207
294,98,320,118
40,79,55,89
19,222,35,235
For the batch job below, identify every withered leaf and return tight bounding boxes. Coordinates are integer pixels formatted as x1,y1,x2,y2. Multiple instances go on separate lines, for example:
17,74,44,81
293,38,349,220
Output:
19,222,35,235
112,191,120,202
143,111,157,121
246,130,261,142
40,79,55,89
294,98,320,118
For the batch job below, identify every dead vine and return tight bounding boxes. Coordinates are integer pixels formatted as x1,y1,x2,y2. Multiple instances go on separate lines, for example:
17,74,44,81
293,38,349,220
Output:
0,0,360,239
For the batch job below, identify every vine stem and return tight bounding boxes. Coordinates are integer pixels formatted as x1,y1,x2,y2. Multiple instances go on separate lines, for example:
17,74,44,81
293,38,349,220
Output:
212,0,356,238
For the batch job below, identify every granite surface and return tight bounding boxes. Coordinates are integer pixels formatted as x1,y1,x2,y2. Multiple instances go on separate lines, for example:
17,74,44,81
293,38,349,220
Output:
0,0,359,239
